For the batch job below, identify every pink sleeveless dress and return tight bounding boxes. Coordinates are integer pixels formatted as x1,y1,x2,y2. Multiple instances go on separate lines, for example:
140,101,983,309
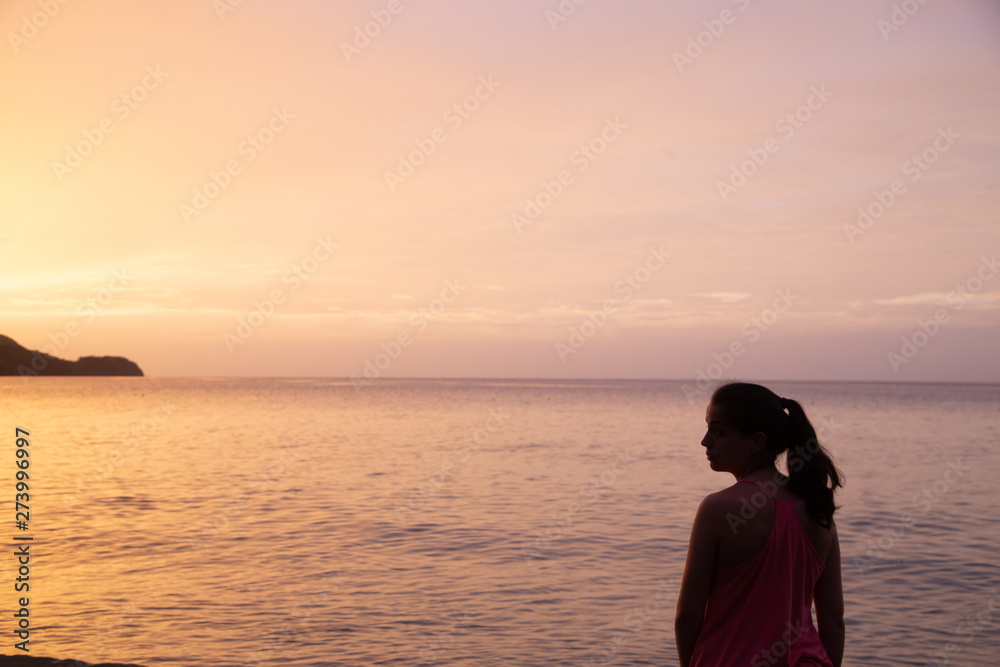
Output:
689,481,833,666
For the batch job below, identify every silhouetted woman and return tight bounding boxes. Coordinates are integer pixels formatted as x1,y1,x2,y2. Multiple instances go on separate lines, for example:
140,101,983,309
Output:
675,382,844,666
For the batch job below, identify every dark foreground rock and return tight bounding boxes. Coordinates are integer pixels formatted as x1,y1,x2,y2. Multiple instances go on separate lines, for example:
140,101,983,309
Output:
0,335,143,377
0,657,146,667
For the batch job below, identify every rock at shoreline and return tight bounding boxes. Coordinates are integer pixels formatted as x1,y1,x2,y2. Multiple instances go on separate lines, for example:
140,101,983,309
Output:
0,657,146,667
0,335,143,377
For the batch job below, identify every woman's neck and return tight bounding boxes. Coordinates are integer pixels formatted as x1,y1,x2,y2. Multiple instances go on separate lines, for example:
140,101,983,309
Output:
735,462,779,483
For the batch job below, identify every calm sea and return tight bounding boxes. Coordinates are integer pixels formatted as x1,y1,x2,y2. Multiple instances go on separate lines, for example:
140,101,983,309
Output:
1,379,998,666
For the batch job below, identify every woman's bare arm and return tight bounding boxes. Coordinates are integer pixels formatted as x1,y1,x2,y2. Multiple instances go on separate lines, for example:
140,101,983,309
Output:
814,523,845,666
675,496,720,667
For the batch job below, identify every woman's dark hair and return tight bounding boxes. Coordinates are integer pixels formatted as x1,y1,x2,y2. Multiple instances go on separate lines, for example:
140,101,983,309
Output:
710,382,843,528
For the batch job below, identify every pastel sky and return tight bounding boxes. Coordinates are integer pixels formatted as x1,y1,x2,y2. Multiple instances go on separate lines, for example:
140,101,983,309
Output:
2,0,998,381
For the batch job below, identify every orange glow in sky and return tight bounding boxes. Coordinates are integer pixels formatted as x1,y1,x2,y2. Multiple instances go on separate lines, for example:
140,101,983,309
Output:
2,0,999,381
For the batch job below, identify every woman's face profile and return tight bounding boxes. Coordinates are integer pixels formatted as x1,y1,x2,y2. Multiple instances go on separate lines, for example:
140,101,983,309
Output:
701,403,752,475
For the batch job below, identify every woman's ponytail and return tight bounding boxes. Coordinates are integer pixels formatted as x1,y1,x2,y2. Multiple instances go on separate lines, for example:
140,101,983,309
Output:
782,397,842,529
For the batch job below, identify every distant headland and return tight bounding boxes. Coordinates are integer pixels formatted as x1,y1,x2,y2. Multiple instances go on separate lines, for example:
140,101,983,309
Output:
0,334,143,377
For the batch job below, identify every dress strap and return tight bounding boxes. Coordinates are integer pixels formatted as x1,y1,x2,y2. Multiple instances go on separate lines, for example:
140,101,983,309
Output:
737,479,777,500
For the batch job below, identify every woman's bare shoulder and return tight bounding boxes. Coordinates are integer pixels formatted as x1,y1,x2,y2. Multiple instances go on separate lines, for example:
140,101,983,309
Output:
699,483,758,513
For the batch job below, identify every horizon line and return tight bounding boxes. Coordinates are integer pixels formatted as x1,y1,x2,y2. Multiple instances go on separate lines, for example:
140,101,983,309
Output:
4,376,999,386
